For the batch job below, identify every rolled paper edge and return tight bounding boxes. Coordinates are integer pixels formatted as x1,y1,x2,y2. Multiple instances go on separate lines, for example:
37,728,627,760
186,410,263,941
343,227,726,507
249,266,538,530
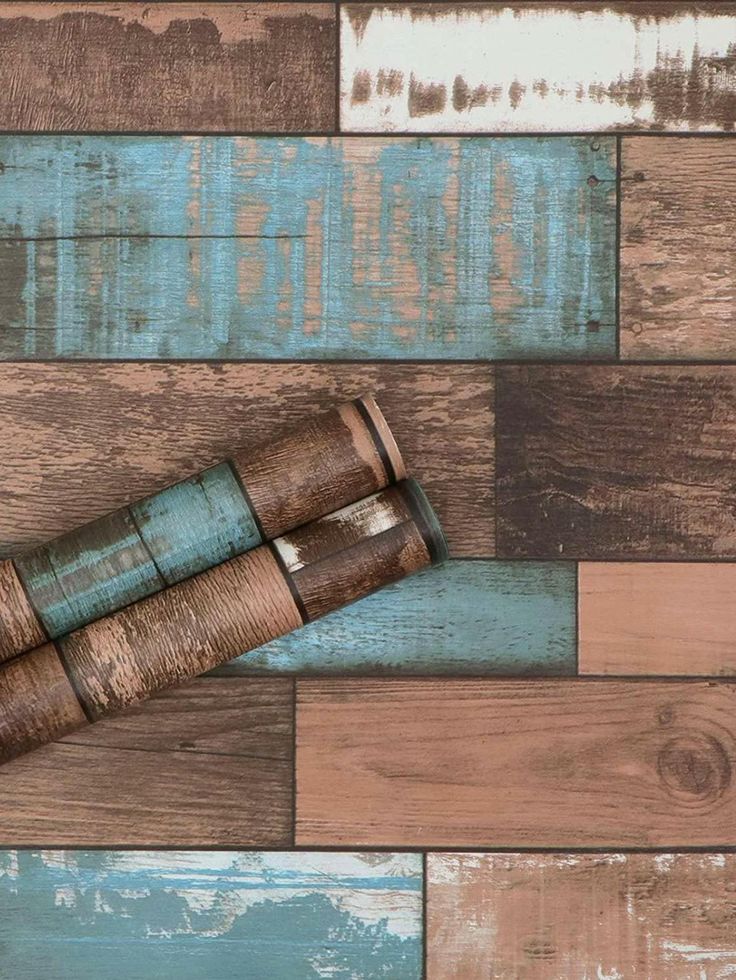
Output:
397,478,449,566
354,394,407,484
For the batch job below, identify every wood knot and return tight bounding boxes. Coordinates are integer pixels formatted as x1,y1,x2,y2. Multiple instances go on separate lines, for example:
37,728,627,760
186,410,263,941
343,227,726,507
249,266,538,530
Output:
587,174,600,187
657,733,731,805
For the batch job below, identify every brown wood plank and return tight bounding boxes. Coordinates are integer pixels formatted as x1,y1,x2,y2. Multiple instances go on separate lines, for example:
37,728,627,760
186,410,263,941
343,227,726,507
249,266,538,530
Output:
0,3,335,132
0,677,293,846
622,137,736,359
579,563,736,676
427,852,736,978
295,678,736,846
0,362,492,559
496,365,736,559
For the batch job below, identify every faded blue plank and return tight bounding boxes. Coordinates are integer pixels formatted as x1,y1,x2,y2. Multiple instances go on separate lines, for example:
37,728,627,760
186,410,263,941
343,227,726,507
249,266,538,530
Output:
214,560,576,675
0,851,422,980
0,136,616,359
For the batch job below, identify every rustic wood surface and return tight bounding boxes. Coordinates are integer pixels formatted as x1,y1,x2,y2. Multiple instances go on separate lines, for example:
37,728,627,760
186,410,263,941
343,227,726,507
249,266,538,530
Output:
296,679,736,846
496,365,736,559
0,678,293,846
426,852,736,979
621,137,736,359
0,850,423,979
0,362,492,559
0,559,46,660
0,135,616,359
342,3,736,132
580,563,736,676
0,4,335,132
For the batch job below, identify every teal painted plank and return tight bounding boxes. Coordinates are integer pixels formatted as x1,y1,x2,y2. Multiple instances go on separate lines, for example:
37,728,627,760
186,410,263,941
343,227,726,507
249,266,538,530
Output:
214,560,576,675
0,851,422,979
0,136,616,359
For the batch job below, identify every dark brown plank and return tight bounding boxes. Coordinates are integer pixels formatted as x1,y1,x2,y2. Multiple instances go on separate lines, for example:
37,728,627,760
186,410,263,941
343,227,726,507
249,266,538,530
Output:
0,3,335,132
296,678,736,847
0,362,492,559
0,677,293,845
496,365,736,559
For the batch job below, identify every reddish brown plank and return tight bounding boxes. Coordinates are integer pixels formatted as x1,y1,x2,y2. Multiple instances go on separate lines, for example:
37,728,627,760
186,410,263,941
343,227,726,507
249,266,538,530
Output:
0,678,293,845
296,679,736,846
0,3,335,131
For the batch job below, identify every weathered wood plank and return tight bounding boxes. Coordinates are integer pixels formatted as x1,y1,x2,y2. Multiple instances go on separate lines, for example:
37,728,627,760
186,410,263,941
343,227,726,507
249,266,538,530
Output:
0,136,616,359
0,4,335,132
217,560,576,675
0,678,293,846
0,850,422,979
621,137,736,359
0,362,492,559
427,852,736,979
342,3,736,133
579,563,736,676
296,678,736,846
496,365,736,559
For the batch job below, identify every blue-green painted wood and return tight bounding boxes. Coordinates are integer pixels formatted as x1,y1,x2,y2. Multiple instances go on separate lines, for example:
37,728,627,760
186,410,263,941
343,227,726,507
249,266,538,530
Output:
214,560,576,675
0,136,616,359
0,851,422,979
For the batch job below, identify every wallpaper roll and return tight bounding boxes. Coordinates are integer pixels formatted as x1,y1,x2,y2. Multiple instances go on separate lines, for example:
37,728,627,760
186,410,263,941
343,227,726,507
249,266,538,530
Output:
0,396,405,661
0,479,447,766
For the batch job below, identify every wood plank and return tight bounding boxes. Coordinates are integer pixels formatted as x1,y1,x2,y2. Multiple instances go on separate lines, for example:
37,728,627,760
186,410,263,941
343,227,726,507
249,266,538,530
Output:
0,678,293,846
427,852,736,979
496,365,736,559
621,137,736,359
0,362,492,560
0,850,423,979
296,678,736,846
0,4,335,132
0,136,616,359
217,560,576,675
580,563,736,676
342,3,736,133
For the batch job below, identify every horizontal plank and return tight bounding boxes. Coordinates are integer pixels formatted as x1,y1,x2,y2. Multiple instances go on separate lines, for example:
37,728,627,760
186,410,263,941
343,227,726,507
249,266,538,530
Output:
0,362,492,560
579,563,736,676
0,3,335,131
217,560,576,675
296,678,736,846
621,137,736,359
342,3,736,132
0,136,616,359
0,850,422,979
496,365,736,559
0,678,293,846
427,852,736,978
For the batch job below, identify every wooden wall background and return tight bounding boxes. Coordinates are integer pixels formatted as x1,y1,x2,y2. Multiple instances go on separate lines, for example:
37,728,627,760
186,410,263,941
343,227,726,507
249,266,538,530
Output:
1,2,736,976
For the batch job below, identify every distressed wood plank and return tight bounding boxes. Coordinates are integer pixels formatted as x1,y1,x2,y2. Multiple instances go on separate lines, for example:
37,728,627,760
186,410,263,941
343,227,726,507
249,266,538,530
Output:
0,678,293,845
496,365,736,559
0,850,422,979
0,4,335,132
342,3,736,133
0,135,616,359
217,560,576,675
0,362,492,559
579,563,736,676
621,137,736,359
296,678,736,846
427,852,736,979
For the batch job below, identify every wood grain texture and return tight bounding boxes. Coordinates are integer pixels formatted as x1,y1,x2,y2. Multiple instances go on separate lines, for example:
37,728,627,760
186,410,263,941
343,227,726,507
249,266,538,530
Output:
0,851,423,980
0,135,616,359
217,560,576,675
0,362,492,559
342,3,736,132
296,679,736,846
0,4,335,131
580,563,736,676
427,852,736,979
496,365,736,559
621,137,736,359
0,678,293,845
0,559,46,659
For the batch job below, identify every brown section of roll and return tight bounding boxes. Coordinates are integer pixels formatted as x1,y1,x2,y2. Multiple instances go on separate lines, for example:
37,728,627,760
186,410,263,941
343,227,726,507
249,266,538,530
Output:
0,560,47,663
